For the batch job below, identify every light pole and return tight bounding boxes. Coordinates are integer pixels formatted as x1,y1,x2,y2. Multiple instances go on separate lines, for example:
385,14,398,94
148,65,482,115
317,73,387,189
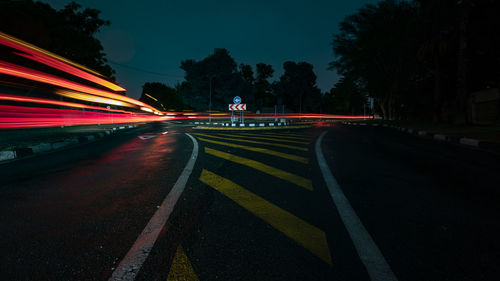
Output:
209,77,213,123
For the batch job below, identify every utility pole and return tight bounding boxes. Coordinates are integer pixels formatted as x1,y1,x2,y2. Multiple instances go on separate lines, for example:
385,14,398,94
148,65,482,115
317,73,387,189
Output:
299,93,302,119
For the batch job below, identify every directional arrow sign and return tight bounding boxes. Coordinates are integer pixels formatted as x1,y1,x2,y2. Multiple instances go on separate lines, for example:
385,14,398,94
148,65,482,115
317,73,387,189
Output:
233,96,241,104
228,104,246,111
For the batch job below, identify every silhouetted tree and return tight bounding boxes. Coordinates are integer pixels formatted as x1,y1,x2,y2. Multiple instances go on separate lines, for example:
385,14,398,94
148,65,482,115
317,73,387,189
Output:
0,0,115,78
240,64,255,85
180,48,253,111
330,0,421,120
274,61,321,113
332,0,500,123
254,63,275,110
323,76,366,115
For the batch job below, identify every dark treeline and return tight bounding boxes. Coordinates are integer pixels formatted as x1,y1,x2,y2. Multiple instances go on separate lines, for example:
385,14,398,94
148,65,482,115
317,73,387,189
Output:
140,48,322,113
330,0,500,123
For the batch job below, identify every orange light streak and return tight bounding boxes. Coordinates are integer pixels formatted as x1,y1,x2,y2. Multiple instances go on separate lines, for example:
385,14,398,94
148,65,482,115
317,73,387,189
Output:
0,93,131,114
14,51,126,92
0,61,160,112
55,90,134,108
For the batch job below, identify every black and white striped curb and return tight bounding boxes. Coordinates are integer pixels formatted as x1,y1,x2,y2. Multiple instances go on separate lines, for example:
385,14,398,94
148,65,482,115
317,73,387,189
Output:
341,121,498,150
191,121,288,127
0,125,137,162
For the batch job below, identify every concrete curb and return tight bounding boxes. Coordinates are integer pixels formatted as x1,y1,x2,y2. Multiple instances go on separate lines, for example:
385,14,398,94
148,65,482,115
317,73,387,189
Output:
341,121,497,150
192,121,288,128
0,124,138,163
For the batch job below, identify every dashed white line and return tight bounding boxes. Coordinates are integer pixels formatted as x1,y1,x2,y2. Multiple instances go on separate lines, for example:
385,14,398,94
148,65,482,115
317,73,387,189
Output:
315,131,398,281
109,133,199,281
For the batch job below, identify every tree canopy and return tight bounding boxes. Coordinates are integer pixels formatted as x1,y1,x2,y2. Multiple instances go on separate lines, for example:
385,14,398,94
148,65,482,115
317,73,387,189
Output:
179,48,253,111
273,61,322,113
322,77,366,115
254,63,275,111
330,0,421,120
0,0,115,78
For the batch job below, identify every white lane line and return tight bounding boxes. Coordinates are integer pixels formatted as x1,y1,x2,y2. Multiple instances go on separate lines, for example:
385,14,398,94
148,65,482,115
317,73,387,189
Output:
109,133,199,281
315,131,398,281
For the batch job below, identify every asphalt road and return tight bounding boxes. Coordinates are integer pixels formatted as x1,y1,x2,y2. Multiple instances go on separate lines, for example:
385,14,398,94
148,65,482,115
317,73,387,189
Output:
1,121,499,281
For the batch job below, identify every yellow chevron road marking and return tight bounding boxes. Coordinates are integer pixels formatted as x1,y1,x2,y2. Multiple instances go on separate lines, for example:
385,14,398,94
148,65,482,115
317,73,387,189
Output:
199,169,332,265
241,132,313,141
259,132,313,139
193,133,308,151
218,133,309,145
196,137,308,164
166,245,199,281
194,125,311,130
205,147,312,191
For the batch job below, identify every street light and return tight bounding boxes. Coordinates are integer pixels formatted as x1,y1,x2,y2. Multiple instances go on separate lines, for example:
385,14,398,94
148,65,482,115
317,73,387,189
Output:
209,76,214,123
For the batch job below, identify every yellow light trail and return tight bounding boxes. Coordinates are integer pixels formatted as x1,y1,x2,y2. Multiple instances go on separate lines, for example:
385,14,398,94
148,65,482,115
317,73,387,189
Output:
55,90,134,107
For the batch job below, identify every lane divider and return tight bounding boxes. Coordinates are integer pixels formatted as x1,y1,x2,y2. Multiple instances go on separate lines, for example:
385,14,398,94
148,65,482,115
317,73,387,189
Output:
166,245,199,281
217,133,309,145
196,137,308,164
315,131,397,281
199,169,332,265
243,132,312,141
262,132,312,138
109,133,199,281
193,133,308,151
205,147,312,191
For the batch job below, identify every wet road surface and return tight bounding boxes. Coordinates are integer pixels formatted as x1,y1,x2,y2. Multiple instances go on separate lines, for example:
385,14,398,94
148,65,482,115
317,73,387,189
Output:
1,121,500,280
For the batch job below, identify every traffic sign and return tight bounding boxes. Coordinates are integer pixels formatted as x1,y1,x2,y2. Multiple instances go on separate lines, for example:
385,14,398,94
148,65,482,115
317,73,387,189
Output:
229,104,246,111
233,96,241,104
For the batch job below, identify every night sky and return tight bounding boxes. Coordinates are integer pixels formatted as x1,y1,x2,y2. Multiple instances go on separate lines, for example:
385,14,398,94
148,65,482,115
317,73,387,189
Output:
43,0,376,99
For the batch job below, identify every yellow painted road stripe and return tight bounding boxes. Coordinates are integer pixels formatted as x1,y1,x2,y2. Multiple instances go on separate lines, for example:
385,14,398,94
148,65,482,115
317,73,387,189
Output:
193,133,308,151
205,147,312,191
260,132,313,139
196,137,308,164
242,132,312,141
218,133,309,145
167,245,199,281
199,169,332,265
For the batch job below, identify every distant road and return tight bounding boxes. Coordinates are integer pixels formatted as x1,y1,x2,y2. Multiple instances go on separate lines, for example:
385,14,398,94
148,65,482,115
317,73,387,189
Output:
1,122,499,281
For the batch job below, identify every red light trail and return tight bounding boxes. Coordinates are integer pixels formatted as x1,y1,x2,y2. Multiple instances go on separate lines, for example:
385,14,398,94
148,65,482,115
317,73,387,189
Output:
0,105,166,129
0,93,132,114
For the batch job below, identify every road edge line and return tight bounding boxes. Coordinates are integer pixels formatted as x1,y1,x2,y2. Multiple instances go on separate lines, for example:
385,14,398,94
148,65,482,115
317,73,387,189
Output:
315,131,398,281
109,133,199,281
